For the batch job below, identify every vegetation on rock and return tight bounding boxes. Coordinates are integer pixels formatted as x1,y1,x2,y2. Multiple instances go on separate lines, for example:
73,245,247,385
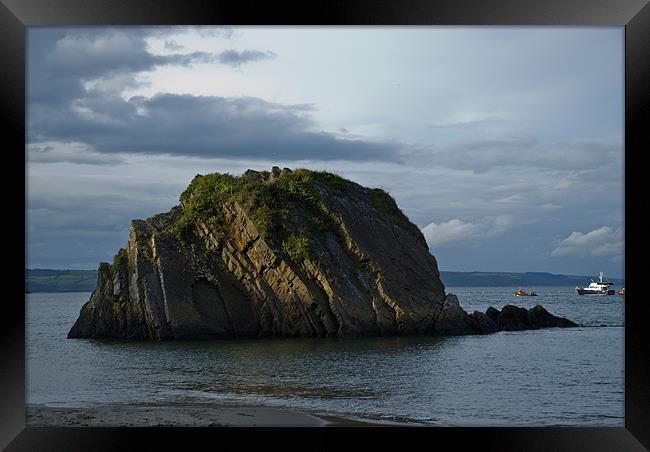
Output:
281,231,312,262
109,248,128,276
167,168,412,263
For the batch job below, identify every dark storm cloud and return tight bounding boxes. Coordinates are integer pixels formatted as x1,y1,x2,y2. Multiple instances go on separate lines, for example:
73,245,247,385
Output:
28,28,260,104
30,92,398,160
28,28,397,162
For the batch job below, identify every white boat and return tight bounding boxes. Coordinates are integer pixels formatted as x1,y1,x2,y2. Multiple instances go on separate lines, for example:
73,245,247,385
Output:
576,272,616,295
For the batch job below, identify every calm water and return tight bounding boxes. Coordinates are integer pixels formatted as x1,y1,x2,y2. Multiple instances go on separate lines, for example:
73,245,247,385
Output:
26,287,624,426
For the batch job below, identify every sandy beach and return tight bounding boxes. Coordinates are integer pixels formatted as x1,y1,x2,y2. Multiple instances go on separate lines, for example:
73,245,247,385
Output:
26,403,418,427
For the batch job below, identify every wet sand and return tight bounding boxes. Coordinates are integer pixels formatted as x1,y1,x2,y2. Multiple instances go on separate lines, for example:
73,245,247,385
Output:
26,403,419,427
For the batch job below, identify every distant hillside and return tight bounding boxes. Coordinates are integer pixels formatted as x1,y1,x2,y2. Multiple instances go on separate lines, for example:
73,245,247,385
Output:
440,271,624,287
26,269,97,293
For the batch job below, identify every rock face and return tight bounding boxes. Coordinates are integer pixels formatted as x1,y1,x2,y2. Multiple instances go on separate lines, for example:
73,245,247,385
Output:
485,304,578,331
68,168,576,340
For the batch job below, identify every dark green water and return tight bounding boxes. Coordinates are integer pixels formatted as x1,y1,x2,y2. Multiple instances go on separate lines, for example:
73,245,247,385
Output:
26,287,624,426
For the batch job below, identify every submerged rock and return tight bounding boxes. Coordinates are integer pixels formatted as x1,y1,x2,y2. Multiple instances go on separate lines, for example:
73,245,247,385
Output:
68,168,577,340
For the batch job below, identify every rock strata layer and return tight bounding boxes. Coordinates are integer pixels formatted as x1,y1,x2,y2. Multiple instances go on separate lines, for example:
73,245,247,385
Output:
69,168,576,340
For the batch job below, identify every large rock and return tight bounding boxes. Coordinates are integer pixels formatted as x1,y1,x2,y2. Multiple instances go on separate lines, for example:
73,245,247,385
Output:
68,169,576,340
487,304,578,331
467,311,498,334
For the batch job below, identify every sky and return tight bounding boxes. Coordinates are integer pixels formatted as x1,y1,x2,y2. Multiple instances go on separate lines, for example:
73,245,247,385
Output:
26,26,625,278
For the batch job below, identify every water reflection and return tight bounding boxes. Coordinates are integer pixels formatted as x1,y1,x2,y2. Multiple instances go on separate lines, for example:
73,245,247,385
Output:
94,336,455,402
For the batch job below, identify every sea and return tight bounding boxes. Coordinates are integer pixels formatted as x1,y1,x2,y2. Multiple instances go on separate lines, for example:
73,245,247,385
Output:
26,287,624,426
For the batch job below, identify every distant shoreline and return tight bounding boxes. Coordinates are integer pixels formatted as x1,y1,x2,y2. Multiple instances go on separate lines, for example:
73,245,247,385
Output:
439,271,624,288
26,268,624,293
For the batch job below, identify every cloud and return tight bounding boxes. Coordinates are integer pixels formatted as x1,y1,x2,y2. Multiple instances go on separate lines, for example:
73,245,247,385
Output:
164,39,183,51
422,219,482,246
421,215,516,247
550,226,623,259
414,138,622,174
421,137,540,174
217,49,277,67
28,141,124,165
25,27,624,277
28,28,274,104
27,170,184,268
428,111,508,130
30,91,399,161
190,26,234,39
28,28,398,162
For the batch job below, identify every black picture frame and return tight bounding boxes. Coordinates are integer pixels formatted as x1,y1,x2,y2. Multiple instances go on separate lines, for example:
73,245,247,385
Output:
2,0,648,450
